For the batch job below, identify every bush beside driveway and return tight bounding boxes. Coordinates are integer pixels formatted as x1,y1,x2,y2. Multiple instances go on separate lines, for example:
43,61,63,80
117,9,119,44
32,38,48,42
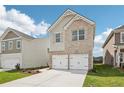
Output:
83,64,124,87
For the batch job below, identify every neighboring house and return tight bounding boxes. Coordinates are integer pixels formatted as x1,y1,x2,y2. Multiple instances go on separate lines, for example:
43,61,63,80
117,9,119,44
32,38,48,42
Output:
48,9,96,70
0,27,49,69
103,25,124,67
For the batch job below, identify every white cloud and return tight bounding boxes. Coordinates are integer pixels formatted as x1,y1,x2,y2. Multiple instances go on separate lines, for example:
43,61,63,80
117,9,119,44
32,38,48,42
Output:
93,28,113,57
0,5,50,37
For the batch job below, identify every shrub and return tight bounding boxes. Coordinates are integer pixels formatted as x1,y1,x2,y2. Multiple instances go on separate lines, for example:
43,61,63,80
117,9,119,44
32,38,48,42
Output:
15,63,20,70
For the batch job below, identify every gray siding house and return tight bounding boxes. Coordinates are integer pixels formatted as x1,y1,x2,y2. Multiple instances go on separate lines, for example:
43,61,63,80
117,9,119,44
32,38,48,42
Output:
0,27,49,69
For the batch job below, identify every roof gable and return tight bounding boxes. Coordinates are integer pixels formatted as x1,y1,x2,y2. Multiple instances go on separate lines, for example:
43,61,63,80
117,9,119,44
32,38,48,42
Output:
3,31,19,40
48,9,95,32
64,14,95,30
1,27,34,40
48,9,77,32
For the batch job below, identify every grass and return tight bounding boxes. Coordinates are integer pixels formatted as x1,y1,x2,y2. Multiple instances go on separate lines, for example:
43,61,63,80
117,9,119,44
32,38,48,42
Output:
0,70,31,84
83,64,124,87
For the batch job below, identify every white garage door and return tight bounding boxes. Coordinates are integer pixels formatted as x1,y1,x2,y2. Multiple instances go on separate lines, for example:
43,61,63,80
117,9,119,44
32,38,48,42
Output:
1,53,22,69
69,54,88,70
52,55,68,69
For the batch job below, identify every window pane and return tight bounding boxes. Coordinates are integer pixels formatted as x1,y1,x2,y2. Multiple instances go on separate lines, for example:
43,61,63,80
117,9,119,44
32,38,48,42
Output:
72,31,77,41
56,33,61,42
17,41,21,48
2,42,5,51
56,38,60,42
56,33,60,38
79,35,85,40
122,33,124,42
9,41,13,49
72,31,77,35
79,29,85,40
79,29,84,35
16,40,21,49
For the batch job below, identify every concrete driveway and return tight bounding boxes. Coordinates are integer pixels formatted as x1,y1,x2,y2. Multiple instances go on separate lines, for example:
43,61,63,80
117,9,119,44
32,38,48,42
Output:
0,69,87,87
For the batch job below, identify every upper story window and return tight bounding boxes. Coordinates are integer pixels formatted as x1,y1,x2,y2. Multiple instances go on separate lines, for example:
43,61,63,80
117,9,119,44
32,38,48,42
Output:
8,41,13,50
72,29,85,41
1,42,6,51
16,40,21,49
56,33,62,43
79,29,85,40
72,30,78,41
121,32,124,43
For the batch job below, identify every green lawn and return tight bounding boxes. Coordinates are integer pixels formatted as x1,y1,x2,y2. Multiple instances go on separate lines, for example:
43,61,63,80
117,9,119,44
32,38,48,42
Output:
83,64,124,87
0,71,31,84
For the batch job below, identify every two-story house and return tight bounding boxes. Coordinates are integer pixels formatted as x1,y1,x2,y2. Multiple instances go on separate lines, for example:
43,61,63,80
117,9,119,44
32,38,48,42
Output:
48,9,96,70
0,27,49,69
103,25,124,68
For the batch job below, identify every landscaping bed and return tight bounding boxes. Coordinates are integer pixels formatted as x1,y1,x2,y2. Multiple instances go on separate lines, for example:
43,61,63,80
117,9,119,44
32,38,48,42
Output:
0,66,49,84
83,64,124,87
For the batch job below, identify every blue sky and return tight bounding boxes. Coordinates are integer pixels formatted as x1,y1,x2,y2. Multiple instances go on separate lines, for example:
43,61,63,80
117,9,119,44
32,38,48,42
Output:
1,5,124,57
5,5,124,35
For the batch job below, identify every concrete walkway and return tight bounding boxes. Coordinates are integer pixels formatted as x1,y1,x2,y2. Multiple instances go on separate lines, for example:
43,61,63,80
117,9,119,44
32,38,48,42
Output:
0,69,87,87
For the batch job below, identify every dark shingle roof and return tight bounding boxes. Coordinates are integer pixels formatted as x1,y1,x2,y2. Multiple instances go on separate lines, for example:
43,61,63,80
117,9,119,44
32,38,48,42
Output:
115,25,124,30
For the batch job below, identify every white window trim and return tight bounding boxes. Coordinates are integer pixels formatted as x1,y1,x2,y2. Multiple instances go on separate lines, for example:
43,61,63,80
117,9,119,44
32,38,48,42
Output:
2,37,21,41
120,32,124,43
16,40,21,49
8,41,13,50
1,42,5,51
72,29,85,41
55,32,62,43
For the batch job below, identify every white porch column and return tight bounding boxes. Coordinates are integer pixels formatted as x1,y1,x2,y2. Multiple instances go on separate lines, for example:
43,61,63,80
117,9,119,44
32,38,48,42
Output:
117,48,120,67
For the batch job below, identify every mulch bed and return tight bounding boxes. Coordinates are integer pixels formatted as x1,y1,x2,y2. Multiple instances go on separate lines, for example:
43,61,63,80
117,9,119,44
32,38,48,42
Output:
22,69,41,74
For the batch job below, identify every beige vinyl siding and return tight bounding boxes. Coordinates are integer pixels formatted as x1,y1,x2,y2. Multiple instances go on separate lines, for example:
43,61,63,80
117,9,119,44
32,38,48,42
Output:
22,38,49,68
3,31,19,40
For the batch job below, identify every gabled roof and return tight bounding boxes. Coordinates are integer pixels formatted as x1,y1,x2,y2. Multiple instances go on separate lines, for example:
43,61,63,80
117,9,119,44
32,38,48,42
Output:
102,31,114,48
102,25,124,48
48,9,95,32
64,13,95,30
115,25,124,30
1,27,34,40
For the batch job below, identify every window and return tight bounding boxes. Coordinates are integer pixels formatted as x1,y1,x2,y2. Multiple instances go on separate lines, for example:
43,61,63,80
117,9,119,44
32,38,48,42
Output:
16,40,21,49
8,41,13,50
72,30,78,41
72,29,85,41
56,33,62,43
79,29,85,40
121,32,124,43
1,42,5,51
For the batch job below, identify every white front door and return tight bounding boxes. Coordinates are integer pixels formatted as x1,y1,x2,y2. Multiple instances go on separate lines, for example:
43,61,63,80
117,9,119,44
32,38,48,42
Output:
52,55,68,69
69,54,88,70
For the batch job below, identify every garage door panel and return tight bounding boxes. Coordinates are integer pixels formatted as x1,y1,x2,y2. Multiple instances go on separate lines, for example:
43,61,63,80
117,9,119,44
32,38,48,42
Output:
1,53,22,69
52,55,68,69
69,54,88,70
